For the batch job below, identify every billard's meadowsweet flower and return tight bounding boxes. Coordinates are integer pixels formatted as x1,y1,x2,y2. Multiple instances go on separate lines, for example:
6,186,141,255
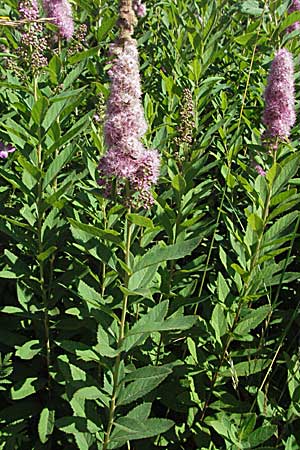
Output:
0,143,15,159
262,48,295,144
286,0,300,33
42,0,74,40
98,38,160,207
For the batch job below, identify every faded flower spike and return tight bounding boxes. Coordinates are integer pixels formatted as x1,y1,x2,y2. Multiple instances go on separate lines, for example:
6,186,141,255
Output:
18,0,48,69
98,38,160,208
0,143,15,159
42,0,74,40
262,48,295,144
286,0,300,33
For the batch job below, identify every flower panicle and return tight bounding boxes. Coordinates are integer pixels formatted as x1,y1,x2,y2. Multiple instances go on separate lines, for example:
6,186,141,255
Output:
97,38,160,208
262,48,295,146
42,0,74,40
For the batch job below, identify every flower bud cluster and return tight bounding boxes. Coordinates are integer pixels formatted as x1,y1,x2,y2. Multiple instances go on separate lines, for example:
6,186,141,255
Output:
18,0,48,70
174,88,195,152
67,24,88,56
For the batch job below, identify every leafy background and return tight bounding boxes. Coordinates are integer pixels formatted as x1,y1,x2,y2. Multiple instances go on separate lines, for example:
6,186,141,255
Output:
0,0,299,449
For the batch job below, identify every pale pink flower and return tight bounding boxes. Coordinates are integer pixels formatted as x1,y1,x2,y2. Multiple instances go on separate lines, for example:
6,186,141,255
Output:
98,38,160,207
42,0,74,40
262,49,295,142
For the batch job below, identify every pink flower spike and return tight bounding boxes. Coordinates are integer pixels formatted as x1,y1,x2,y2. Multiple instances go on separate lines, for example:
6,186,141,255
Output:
98,38,160,208
42,0,74,40
262,48,295,142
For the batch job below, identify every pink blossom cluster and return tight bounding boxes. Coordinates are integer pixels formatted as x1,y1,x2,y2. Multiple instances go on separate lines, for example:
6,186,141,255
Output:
0,143,15,159
98,38,160,208
262,48,295,143
286,0,300,33
42,0,74,40
133,0,147,17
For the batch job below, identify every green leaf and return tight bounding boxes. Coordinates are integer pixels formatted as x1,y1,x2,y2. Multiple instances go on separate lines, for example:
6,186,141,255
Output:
18,155,41,181
263,211,298,246
272,154,300,195
109,417,174,449
42,98,68,131
128,264,159,291
55,340,100,362
126,315,196,337
235,32,257,46
126,403,152,421
94,324,117,358
211,304,227,344
11,377,46,400
51,112,91,150
15,340,41,360
42,145,76,189
68,219,123,246
37,246,57,262
217,272,230,302
235,305,271,336
48,54,62,84
134,237,200,271
126,213,154,228
279,11,300,33
31,97,49,125
77,280,119,321
97,16,117,41
38,408,55,444
247,213,264,233
240,0,263,15
62,62,86,89
246,425,277,448
171,174,186,193
220,359,270,377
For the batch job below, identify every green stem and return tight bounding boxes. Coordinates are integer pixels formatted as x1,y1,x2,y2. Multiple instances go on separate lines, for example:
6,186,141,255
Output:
102,211,132,450
200,156,275,421
34,76,51,392
194,3,268,315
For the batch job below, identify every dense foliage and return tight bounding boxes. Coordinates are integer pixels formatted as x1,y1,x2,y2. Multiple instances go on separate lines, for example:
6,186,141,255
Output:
0,0,299,449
